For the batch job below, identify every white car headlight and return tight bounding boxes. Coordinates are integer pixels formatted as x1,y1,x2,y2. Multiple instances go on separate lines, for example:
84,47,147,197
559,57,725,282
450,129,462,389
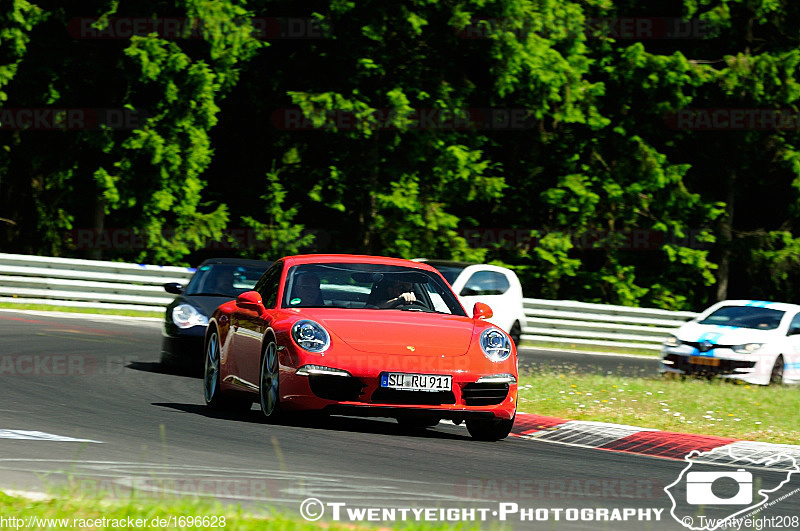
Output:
171,303,208,329
663,335,680,347
292,320,330,353
732,343,764,354
480,328,512,362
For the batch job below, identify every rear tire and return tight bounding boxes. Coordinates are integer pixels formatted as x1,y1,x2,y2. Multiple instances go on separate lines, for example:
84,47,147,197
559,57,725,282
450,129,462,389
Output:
204,329,251,412
466,415,515,441
770,356,785,385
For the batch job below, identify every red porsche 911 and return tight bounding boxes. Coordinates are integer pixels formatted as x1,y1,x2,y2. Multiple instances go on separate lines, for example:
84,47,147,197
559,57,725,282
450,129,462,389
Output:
203,254,518,440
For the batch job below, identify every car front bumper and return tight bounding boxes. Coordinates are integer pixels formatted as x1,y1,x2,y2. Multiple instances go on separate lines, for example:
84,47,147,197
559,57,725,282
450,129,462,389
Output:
273,345,518,420
659,345,775,385
160,324,207,368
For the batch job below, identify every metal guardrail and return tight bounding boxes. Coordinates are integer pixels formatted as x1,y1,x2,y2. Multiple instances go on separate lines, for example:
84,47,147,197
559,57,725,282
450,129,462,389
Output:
0,253,194,313
520,298,698,351
0,253,698,350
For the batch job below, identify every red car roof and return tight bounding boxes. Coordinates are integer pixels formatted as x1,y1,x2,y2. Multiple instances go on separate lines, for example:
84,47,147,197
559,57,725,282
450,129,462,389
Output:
280,254,439,272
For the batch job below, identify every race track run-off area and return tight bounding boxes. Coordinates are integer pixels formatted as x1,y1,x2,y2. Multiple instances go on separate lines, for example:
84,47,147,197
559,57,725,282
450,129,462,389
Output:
0,309,797,530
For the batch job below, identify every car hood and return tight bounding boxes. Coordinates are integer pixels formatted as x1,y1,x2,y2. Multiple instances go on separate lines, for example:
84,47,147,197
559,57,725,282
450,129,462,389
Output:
299,309,475,356
676,321,780,345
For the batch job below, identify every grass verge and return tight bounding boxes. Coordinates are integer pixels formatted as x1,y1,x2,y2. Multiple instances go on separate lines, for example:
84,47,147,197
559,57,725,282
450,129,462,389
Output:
0,490,473,530
0,302,162,319
520,340,659,357
517,369,798,444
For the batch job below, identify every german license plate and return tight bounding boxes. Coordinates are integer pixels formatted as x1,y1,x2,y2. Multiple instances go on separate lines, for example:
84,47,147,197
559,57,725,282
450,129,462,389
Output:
690,356,720,367
380,372,452,392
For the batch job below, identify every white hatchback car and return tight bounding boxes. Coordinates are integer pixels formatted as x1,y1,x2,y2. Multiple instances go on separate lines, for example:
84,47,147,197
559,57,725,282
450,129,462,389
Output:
660,299,800,385
415,260,526,346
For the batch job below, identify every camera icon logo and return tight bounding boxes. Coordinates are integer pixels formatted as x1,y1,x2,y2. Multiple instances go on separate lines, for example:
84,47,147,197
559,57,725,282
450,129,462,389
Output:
686,469,753,505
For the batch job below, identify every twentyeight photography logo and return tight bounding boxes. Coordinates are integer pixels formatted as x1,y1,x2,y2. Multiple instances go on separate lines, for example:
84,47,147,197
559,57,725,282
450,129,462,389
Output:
665,446,800,530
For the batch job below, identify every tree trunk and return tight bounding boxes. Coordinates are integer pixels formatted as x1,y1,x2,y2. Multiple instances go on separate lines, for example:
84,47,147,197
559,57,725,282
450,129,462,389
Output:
88,196,105,260
715,171,735,301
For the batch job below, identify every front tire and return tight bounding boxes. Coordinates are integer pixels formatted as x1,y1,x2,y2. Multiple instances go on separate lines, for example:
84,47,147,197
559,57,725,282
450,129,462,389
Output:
259,340,282,421
509,321,521,346
160,350,178,372
466,415,515,441
770,355,785,385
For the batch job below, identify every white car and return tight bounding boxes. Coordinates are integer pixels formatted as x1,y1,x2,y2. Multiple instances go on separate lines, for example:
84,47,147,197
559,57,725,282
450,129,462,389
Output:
660,299,800,385
415,259,526,346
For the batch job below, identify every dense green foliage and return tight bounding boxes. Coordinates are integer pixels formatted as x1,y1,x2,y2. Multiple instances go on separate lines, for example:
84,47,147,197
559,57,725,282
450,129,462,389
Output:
2,0,800,310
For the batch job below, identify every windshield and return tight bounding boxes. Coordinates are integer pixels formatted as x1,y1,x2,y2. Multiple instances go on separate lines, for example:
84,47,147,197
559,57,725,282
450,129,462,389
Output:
698,306,785,330
185,263,268,297
282,263,466,315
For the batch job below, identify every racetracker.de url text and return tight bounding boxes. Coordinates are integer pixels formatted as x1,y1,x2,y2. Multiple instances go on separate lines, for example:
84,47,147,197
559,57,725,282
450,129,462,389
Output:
0,515,227,528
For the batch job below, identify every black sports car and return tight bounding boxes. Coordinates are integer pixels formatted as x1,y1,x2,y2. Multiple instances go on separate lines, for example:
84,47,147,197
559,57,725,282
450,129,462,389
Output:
160,258,271,371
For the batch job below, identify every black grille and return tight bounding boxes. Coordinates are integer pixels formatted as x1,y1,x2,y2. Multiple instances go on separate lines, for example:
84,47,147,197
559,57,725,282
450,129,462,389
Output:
308,375,365,401
462,382,509,406
371,388,456,405
664,354,755,376
681,341,730,352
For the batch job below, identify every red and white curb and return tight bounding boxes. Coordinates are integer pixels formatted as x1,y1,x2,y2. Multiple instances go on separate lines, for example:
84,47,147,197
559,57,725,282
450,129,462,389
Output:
511,413,800,470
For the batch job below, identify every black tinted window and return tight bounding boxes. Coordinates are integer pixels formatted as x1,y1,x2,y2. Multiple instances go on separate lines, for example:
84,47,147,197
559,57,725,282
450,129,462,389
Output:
427,264,466,285
790,312,800,332
460,271,510,296
698,306,784,330
185,263,267,297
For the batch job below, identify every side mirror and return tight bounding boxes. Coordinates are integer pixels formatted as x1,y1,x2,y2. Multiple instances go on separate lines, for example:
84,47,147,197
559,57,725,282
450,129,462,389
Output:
236,290,264,311
788,327,800,336
164,282,184,295
472,302,493,320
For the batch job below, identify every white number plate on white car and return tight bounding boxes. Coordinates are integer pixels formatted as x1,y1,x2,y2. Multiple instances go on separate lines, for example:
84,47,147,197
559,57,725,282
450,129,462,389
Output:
380,372,452,392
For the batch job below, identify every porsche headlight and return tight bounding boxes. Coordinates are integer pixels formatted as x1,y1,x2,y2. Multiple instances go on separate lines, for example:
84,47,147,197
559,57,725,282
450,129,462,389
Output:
663,335,680,347
171,304,208,329
292,320,330,353
732,343,764,354
480,328,512,362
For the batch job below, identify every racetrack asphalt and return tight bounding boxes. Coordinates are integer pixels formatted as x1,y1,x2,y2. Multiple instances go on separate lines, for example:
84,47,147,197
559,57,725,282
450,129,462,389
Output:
0,310,796,530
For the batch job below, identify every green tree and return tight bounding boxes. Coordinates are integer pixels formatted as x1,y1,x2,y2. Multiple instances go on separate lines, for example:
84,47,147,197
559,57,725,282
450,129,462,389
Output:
0,0,263,264
0,0,44,245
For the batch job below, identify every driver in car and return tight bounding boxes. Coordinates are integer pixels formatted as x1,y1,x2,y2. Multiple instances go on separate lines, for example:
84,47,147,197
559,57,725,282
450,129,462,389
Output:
379,279,417,308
